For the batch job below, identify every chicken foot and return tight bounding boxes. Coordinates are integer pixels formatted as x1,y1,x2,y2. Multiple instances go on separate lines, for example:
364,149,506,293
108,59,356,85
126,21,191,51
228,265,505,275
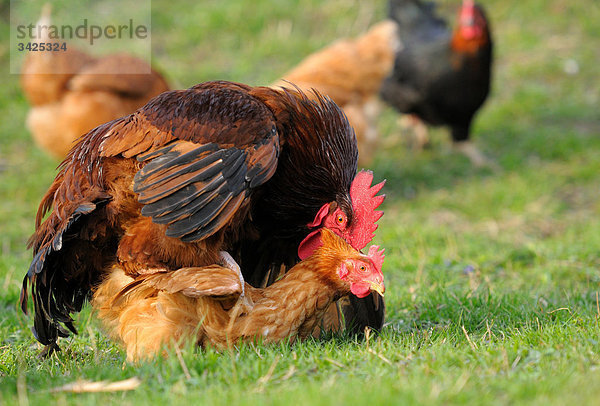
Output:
454,140,499,170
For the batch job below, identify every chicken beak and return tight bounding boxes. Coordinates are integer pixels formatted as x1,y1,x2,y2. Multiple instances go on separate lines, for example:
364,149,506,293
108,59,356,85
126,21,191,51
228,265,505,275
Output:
370,281,385,297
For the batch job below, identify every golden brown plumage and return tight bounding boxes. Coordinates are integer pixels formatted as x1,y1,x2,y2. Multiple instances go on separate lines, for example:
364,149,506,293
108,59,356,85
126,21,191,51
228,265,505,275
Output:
272,20,399,166
92,230,385,360
20,6,169,159
20,80,386,354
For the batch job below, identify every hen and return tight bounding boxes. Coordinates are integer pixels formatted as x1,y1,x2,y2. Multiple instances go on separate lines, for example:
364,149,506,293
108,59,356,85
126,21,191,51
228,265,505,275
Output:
380,0,493,165
273,21,399,166
20,81,386,355
93,229,385,360
20,5,169,159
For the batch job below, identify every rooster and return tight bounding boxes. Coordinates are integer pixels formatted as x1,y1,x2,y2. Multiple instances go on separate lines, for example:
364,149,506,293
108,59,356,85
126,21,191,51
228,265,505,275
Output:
380,0,493,165
21,5,169,159
92,229,385,360
20,81,386,355
272,21,399,167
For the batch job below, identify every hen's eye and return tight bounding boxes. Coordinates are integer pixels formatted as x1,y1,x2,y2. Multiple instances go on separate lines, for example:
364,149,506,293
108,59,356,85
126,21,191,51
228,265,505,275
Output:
337,215,344,224
359,265,366,272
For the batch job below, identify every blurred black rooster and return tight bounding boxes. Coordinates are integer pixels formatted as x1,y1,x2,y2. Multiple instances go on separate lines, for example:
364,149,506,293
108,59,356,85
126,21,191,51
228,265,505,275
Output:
381,0,493,165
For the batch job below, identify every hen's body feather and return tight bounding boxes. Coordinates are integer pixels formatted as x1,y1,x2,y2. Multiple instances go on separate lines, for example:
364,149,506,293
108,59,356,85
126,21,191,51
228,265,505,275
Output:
92,231,378,360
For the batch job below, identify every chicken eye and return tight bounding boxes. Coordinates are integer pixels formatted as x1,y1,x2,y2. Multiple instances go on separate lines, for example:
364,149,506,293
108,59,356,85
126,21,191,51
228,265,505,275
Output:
337,215,344,224
359,265,366,272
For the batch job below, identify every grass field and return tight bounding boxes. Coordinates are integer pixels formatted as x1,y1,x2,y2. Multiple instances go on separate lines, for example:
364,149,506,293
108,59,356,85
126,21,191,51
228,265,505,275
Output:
1,0,600,404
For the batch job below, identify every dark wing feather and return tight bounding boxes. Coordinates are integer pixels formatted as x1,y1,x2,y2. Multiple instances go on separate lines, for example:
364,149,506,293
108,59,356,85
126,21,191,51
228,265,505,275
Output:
102,81,280,242
133,129,278,242
388,0,448,41
381,0,451,113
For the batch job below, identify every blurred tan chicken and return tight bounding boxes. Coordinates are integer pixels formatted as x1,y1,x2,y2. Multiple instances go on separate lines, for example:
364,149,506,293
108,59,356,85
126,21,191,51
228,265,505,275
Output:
273,21,399,167
20,5,169,159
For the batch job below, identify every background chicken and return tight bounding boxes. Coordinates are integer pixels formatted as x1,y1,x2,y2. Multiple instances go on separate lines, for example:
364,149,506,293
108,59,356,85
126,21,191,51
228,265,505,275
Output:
380,0,493,165
272,21,399,167
92,229,385,360
20,81,385,355
20,6,170,159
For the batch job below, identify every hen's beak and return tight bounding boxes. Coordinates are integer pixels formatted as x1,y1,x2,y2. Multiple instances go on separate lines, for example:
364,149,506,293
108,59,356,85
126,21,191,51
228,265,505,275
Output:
370,281,385,297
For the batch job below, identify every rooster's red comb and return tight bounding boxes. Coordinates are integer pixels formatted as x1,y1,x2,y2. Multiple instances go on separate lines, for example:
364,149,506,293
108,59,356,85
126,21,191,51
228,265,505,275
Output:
348,170,385,250
367,245,385,274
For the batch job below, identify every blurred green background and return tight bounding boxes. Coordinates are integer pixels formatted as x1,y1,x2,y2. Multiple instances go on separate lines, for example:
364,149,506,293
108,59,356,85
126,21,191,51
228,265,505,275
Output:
1,0,600,404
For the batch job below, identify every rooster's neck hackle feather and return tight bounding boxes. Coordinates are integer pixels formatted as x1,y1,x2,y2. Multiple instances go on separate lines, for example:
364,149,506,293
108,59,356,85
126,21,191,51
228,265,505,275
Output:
250,86,358,238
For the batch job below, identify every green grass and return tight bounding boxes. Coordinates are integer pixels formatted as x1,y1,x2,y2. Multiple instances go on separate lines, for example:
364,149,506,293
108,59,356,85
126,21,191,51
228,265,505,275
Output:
1,0,600,404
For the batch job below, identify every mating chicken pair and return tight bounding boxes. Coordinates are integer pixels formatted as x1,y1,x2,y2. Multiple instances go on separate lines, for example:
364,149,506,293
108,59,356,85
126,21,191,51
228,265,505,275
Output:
21,82,387,359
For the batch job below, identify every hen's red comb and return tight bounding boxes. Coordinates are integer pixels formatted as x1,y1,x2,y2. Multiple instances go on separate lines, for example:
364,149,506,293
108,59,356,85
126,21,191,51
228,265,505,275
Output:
348,170,385,250
367,245,385,274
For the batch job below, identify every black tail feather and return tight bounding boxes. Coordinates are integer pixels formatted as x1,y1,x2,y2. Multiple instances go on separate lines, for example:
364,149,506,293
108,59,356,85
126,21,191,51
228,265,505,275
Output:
342,293,386,336
21,198,110,347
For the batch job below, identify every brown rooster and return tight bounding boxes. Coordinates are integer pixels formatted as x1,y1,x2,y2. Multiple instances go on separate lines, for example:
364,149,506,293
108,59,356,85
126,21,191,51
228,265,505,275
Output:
21,5,169,159
272,20,399,167
20,81,386,355
92,229,385,360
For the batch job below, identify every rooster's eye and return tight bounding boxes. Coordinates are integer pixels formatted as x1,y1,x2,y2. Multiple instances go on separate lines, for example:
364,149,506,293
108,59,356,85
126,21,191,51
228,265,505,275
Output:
337,215,344,224
359,265,366,272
